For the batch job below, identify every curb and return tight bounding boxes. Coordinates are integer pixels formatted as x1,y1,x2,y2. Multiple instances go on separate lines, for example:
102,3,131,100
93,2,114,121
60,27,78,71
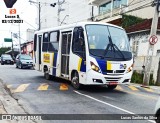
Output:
140,84,151,89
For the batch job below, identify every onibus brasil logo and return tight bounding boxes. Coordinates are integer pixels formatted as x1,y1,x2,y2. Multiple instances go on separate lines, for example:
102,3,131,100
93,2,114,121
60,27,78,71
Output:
4,0,17,8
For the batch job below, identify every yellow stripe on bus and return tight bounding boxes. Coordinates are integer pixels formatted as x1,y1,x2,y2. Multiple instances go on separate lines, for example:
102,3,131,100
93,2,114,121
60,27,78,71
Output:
14,84,29,93
78,58,82,71
50,53,54,67
107,61,112,70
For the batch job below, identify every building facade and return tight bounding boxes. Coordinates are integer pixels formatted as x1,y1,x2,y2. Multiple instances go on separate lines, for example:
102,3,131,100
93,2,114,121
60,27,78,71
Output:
88,0,154,25
126,18,160,83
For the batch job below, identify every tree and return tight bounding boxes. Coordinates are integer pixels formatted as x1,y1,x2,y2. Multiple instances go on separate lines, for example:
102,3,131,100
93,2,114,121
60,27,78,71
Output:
0,47,11,56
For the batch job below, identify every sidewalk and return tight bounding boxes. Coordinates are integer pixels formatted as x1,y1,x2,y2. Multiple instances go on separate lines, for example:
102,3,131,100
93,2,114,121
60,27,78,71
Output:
130,83,160,94
0,79,35,123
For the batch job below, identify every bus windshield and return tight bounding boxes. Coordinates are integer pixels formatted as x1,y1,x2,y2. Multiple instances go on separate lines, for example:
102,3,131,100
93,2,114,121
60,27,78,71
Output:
86,24,132,60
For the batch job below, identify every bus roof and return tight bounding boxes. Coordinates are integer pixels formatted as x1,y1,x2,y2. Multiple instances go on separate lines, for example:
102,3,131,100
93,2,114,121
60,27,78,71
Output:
35,22,124,34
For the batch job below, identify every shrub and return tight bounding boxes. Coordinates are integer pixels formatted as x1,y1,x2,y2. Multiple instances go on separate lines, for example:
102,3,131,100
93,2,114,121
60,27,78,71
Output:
131,71,155,85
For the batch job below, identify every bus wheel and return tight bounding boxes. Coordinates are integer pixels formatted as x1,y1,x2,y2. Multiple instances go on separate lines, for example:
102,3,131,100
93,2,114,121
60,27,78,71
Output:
71,72,81,90
44,72,51,80
107,85,117,90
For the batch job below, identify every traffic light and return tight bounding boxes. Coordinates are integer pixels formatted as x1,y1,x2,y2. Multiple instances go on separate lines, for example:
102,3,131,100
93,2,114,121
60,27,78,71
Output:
50,3,56,7
4,0,17,8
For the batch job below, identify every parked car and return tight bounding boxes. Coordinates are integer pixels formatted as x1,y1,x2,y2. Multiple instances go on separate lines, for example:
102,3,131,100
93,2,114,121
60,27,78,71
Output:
16,54,33,69
1,54,14,65
0,57,1,63
155,97,160,123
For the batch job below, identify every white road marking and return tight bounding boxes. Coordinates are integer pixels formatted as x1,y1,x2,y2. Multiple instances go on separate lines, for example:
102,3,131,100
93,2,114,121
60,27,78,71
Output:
74,90,155,123
102,96,116,101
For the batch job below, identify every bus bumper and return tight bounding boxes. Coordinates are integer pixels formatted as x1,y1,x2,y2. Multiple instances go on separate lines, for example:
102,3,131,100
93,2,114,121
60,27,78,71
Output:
85,70,133,85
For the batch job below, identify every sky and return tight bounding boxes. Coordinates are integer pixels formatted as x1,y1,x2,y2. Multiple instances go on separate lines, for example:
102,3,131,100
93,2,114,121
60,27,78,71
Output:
0,0,37,48
0,0,98,48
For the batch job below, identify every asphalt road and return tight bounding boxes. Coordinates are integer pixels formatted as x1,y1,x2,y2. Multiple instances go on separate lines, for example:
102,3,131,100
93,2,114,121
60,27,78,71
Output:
0,65,159,123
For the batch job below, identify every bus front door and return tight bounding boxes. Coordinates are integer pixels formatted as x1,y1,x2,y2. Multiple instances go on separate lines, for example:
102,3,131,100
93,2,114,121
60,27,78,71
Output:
61,32,72,78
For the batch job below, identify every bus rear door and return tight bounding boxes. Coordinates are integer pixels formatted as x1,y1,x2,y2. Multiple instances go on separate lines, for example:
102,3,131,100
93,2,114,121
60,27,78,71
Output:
61,31,72,78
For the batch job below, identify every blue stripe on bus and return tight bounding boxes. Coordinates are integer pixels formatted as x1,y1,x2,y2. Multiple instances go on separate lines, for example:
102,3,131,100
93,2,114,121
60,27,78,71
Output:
52,52,58,76
80,59,86,72
96,59,106,74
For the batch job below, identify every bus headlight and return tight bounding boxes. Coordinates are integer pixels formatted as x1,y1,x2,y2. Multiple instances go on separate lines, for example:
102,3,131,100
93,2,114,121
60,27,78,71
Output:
90,61,100,73
127,64,134,73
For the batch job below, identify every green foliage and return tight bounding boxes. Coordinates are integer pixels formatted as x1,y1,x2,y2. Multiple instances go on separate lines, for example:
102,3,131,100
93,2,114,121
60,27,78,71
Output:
0,47,11,56
122,14,145,28
149,74,155,85
131,71,143,84
131,71,155,85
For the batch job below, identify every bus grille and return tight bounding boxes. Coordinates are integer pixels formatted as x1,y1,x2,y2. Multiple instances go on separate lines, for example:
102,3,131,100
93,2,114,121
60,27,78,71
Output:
103,70,125,75
105,77,122,82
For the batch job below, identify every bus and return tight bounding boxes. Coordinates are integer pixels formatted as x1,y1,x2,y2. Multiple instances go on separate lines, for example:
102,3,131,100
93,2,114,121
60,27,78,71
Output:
33,22,133,90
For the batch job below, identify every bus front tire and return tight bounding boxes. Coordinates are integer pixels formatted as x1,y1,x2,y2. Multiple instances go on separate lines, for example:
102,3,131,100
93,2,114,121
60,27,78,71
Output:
107,85,117,90
71,72,82,90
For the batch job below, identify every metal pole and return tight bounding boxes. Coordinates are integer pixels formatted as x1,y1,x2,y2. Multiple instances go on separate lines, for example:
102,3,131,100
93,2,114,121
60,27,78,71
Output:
39,2,41,30
91,6,94,21
11,32,14,57
19,22,21,54
143,1,159,85
57,0,60,26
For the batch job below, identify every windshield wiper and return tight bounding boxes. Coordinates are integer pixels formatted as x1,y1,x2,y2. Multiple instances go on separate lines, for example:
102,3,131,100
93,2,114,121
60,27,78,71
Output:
103,36,126,60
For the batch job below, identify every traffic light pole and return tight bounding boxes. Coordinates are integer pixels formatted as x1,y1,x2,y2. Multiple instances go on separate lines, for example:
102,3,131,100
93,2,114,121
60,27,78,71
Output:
143,0,160,85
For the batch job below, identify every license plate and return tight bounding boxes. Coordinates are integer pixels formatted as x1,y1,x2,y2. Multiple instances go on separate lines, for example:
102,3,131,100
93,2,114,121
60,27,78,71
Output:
28,65,32,66
7,61,10,63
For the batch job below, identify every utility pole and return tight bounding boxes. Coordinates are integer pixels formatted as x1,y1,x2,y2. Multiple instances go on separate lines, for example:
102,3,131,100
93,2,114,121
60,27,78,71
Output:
57,0,65,26
11,32,14,58
143,0,160,85
18,22,21,54
57,0,60,26
91,6,94,21
29,0,41,30
38,2,41,30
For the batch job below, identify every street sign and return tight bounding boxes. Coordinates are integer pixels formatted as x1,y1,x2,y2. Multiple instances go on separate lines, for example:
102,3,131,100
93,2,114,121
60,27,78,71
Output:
4,38,12,42
149,35,158,45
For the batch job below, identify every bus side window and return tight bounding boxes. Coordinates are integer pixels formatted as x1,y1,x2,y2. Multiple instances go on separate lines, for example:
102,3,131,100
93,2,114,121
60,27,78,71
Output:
48,31,59,52
72,27,86,59
34,34,37,51
42,32,49,52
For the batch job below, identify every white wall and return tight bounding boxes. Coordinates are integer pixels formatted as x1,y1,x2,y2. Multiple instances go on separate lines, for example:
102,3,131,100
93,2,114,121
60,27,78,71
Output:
26,29,35,42
129,32,160,82
37,0,98,29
